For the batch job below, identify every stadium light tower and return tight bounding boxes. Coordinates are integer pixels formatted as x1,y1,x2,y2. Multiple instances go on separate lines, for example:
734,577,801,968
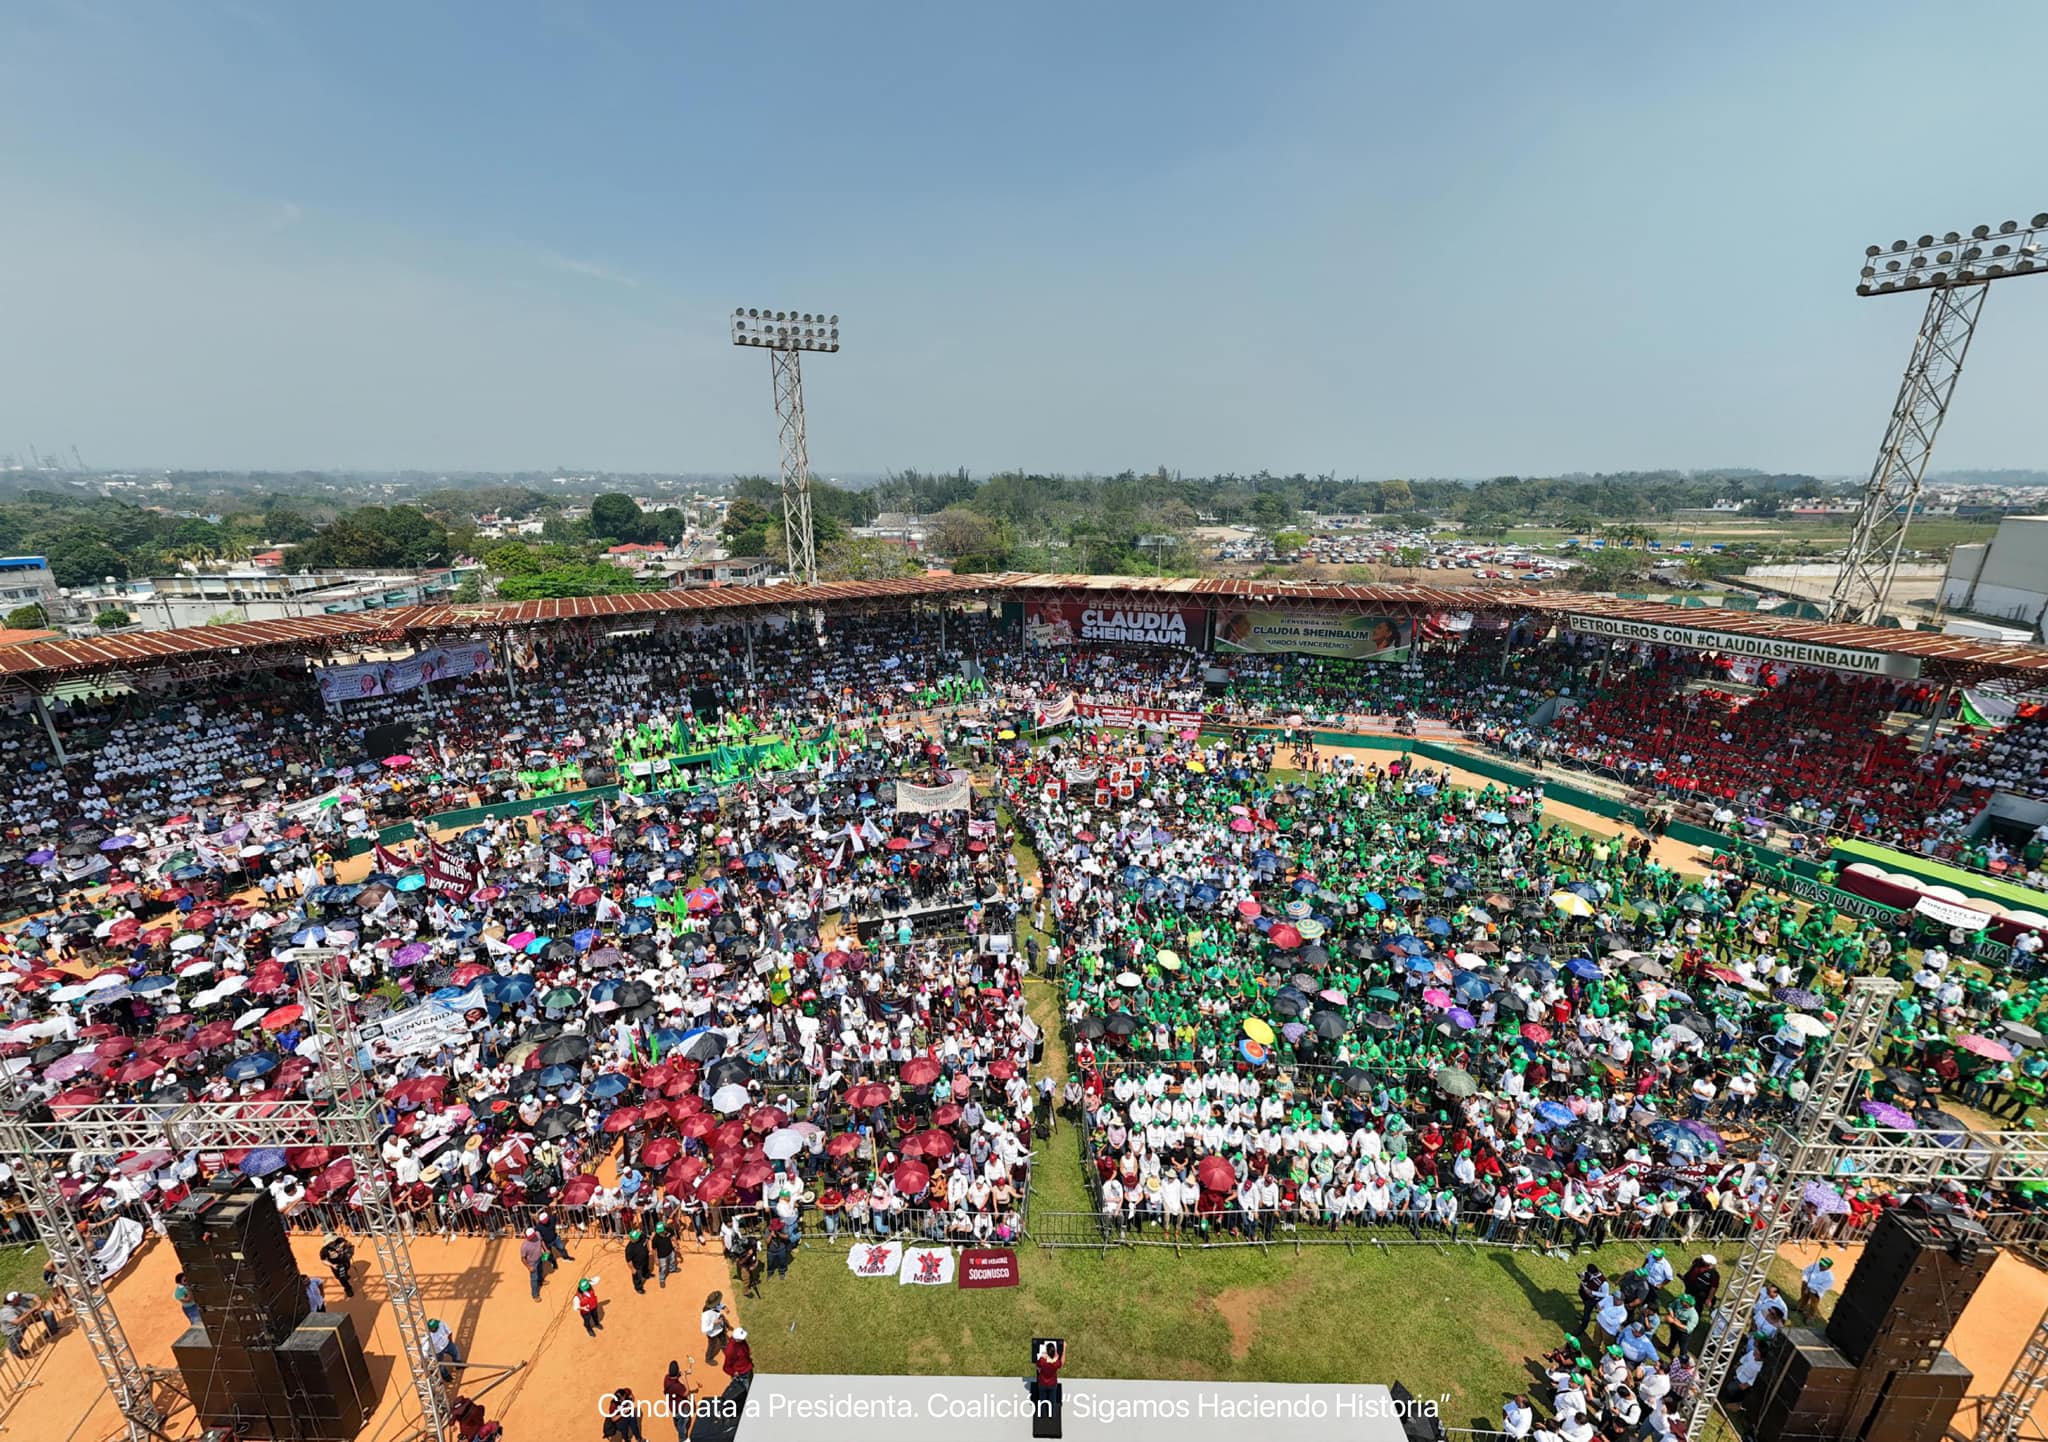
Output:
731,306,841,586
1827,211,2048,625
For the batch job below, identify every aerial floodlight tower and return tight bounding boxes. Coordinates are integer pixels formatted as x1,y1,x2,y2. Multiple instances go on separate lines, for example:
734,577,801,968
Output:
1828,212,2048,624
731,306,842,586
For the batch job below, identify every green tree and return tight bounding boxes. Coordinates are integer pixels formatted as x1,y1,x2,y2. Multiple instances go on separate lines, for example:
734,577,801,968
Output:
925,508,1008,569
4,604,47,630
44,534,131,587
93,608,131,629
818,536,919,581
1568,548,1650,592
451,576,484,603
589,493,652,543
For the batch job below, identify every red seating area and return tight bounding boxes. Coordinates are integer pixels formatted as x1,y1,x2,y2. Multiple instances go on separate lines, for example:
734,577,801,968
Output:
1551,663,1985,848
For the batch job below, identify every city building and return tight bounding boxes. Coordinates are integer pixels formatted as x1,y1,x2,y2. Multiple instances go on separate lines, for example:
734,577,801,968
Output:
669,557,776,588
56,567,478,632
0,556,61,617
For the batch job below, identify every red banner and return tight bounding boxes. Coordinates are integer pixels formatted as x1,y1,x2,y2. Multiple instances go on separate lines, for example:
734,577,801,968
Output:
1077,702,1205,730
957,1248,1021,1289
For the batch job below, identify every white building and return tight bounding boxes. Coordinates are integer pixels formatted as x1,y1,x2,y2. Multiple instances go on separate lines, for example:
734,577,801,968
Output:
1941,515,2048,636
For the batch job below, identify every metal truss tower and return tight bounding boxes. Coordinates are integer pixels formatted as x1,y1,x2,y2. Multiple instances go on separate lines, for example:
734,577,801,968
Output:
732,307,841,587
1827,212,2048,625
0,944,452,1442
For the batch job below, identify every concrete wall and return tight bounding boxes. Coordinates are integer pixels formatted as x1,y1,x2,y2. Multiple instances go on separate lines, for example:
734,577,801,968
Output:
1941,517,2048,628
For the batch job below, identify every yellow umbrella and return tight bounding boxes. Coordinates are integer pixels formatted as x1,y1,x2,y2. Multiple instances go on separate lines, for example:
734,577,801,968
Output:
1186,928,1205,949
1243,1017,1276,1046
1187,760,1207,774
1549,890,1594,918
997,730,1017,740
1157,949,1181,972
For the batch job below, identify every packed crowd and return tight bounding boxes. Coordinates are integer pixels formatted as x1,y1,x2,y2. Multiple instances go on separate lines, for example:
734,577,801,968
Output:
1001,722,2048,1254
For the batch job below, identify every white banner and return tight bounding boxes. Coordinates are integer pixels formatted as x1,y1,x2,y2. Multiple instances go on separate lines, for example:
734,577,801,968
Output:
898,1244,957,1286
359,998,475,1059
1915,894,1996,929
1564,614,1921,679
895,770,972,815
846,1240,903,1278
1033,693,1076,730
316,644,496,704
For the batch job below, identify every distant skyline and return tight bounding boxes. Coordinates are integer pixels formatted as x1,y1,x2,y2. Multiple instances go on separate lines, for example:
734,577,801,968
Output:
4,2,2047,476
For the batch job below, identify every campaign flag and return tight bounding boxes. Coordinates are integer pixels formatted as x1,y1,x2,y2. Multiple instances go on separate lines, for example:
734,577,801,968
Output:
957,1248,1020,1289
899,1245,957,1286
846,1241,903,1279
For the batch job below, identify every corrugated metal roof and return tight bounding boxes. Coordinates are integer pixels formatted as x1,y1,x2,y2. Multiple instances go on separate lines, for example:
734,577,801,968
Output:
2,572,2043,682
1523,595,2048,674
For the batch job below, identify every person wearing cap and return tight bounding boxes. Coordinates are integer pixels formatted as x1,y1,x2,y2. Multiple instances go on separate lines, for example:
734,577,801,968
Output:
422,1317,461,1384
575,1279,603,1337
535,1209,573,1263
1798,1256,1837,1318
700,1291,729,1363
651,1222,678,1288
1682,1253,1721,1314
1662,1290,1700,1353
518,1228,549,1301
319,1231,356,1300
722,1326,754,1383
625,1229,652,1294
1641,1247,1674,1292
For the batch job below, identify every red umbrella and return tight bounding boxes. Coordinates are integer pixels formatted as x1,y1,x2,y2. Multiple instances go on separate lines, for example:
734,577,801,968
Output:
663,1156,707,1191
845,1082,890,1108
387,1076,446,1103
1236,899,1261,919
249,968,290,995
900,1057,940,1087
112,1057,162,1085
307,1157,356,1200
641,1137,681,1169
452,962,491,986
746,1106,789,1133
559,1173,602,1206
602,1106,643,1134
194,1021,235,1050
1268,923,1302,950
262,1005,305,1031
826,1132,861,1157
680,1113,718,1139
1196,1155,1236,1192
287,1146,335,1171
988,1059,1017,1081
95,1036,135,1060
736,1160,774,1189
157,1040,200,1065
711,1119,748,1152
49,1085,103,1112
668,1093,705,1118
108,918,141,942
930,1103,963,1127
1520,1022,1552,1045
139,928,173,948
904,1129,955,1159
638,1098,671,1123
185,910,215,931
696,1170,734,1203
893,1160,931,1194
640,1063,676,1090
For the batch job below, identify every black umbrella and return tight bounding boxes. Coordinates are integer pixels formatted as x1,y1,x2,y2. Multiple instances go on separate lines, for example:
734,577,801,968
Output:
1299,944,1330,970
681,1031,725,1062
31,1041,72,1068
1272,993,1307,1020
1074,1017,1107,1040
626,938,659,963
622,1001,660,1025
522,1021,564,1045
1104,1014,1139,1037
543,939,575,965
614,980,655,1010
539,1035,590,1068
1882,1067,1926,1099
1492,992,1530,1016
533,1107,579,1140
1340,1067,1374,1095
705,1056,751,1090
1311,1011,1347,1041
1361,1011,1399,1032
505,1070,542,1098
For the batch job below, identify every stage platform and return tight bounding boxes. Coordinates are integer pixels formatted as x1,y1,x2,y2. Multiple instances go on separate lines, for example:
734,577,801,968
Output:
734,1373,1420,1441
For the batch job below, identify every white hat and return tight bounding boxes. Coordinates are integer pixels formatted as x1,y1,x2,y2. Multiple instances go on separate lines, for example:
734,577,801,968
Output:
732,1327,747,1341
1699,1254,1717,1266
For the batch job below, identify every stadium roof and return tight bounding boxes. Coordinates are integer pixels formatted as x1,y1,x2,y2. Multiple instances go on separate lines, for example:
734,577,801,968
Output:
0,571,2041,685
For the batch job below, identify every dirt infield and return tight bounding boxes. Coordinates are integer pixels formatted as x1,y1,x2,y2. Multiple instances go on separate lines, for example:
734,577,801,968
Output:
0,1227,740,1442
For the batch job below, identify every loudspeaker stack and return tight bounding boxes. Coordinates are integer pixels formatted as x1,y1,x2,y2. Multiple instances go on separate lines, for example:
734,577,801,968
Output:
1752,1200,1990,1442
166,1181,377,1440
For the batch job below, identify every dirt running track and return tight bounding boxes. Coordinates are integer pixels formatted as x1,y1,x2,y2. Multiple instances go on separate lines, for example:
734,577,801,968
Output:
0,1227,743,1442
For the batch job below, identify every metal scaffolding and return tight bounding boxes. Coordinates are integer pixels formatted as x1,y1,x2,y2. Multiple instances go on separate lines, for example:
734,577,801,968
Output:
0,945,452,1442
770,348,817,586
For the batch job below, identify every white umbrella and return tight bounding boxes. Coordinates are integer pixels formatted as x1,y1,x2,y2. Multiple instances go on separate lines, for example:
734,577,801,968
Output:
762,1128,805,1161
85,973,128,992
171,934,205,952
1115,971,1141,988
711,1084,749,1114
214,975,248,998
1783,1013,1830,1039
176,959,214,977
48,983,92,1004
233,1007,269,1030
1454,951,1483,970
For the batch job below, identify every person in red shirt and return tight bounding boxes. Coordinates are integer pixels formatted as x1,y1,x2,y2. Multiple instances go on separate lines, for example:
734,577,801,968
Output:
722,1326,753,1381
575,1279,603,1336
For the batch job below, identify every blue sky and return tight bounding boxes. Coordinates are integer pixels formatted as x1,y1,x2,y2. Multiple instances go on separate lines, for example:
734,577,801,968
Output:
3,0,2045,477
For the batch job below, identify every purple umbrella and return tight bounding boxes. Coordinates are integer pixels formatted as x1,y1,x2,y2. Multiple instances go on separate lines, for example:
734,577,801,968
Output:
1280,1021,1308,1044
392,942,432,968
26,849,53,865
1447,1007,1477,1030
1860,1100,1917,1130
1679,1119,1724,1149
1801,1180,1851,1215
44,1052,97,1083
99,835,138,852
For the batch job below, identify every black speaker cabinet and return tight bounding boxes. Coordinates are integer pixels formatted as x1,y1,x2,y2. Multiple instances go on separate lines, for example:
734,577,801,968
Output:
1860,1352,1972,1442
170,1183,311,1346
1755,1328,1864,1442
1826,1210,1997,1368
170,1326,292,1428
277,1312,375,1439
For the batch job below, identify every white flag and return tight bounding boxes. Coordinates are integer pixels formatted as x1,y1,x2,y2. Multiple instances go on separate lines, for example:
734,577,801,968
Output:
846,1241,902,1278
898,1245,956,1286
